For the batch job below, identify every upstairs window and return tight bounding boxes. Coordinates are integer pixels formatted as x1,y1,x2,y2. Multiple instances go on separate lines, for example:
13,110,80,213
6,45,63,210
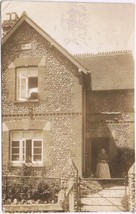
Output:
16,67,38,101
10,130,43,166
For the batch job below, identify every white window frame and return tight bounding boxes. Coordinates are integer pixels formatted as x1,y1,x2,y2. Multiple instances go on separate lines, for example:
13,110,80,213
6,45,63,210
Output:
20,75,28,101
10,131,43,166
11,140,20,164
32,139,43,166
16,67,38,101
10,139,26,166
22,140,26,162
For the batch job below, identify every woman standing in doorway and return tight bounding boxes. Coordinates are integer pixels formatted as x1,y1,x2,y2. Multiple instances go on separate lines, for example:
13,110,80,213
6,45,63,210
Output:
96,148,111,178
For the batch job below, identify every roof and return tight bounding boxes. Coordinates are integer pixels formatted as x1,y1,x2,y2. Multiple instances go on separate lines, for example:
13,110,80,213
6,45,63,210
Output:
75,51,134,90
2,11,89,74
2,12,134,91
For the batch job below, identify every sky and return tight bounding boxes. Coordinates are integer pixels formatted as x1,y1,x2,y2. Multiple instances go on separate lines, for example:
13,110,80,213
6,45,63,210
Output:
1,1,135,54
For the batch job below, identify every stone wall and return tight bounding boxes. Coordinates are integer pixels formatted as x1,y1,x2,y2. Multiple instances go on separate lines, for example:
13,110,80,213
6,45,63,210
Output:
86,90,134,149
107,120,134,149
85,89,134,175
2,22,82,114
2,21,83,176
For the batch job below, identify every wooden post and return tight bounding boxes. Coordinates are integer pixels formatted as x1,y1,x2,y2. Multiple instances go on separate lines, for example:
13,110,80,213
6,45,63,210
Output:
128,164,135,212
69,188,74,212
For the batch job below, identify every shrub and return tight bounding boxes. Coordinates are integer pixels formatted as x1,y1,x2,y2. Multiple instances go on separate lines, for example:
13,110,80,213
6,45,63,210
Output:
121,195,129,211
31,179,59,202
110,147,135,177
3,164,61,204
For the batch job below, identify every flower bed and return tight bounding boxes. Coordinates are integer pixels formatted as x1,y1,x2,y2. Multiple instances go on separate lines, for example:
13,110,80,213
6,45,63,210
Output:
2,164,61,206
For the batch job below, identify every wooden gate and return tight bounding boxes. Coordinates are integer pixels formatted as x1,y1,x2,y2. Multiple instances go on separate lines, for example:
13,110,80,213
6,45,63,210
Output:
78,178,128,212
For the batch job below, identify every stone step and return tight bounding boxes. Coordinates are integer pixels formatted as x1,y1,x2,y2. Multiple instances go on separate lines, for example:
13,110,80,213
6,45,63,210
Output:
81,194,124,198
80,180,126,212
81,205,125,212
81,197,123,206
98,189,125,197
81,197,114,206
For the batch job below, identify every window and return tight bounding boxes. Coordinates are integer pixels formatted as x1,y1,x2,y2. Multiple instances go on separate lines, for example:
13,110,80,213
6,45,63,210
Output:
10,131,43,166
16,67,38,101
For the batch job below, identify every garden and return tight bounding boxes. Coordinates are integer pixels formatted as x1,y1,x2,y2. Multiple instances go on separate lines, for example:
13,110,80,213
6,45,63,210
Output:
2,164,62,206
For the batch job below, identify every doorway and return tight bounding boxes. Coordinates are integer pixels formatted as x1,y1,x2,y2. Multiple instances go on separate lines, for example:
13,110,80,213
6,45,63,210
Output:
91,138,109,176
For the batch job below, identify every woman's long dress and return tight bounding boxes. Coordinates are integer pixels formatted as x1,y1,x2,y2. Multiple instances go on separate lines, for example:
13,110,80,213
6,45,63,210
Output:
96,152,111,178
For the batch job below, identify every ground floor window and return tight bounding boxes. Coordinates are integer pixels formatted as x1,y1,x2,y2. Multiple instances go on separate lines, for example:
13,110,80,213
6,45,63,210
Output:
10,130,43,166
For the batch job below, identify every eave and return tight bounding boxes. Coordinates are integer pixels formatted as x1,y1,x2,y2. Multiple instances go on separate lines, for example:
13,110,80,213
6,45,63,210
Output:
2,12,90,75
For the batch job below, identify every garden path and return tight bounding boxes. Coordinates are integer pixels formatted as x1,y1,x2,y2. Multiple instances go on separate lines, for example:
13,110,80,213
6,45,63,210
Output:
81,181,127,212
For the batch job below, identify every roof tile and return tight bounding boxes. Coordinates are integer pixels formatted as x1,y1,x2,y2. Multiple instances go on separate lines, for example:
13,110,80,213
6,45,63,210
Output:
75,52,134,90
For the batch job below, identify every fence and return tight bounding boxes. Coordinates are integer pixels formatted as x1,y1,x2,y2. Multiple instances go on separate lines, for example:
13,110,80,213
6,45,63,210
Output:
2,160,80,212
128,163,135,212
3,174,61,203
58,159,80,212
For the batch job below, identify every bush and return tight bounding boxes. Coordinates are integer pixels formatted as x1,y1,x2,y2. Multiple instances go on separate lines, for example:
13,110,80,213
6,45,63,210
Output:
31,179,59,203
110,147,135,177
121,195,129,211
3,164,61,204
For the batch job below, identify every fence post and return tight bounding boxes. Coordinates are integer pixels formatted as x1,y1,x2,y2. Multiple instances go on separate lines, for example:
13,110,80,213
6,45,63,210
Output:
124,174,128,196
69,188,74,212
77,176,81,212
71,160,79,212
128,163,135,212
5,169,8,201
60,178,67,211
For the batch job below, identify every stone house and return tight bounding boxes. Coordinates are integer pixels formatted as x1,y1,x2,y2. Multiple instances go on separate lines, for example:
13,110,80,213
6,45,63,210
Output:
76,53,134,177
2,12,134,178
2,12,91,177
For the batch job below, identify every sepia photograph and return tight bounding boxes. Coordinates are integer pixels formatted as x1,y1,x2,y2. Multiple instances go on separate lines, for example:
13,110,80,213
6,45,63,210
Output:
1,0,135,212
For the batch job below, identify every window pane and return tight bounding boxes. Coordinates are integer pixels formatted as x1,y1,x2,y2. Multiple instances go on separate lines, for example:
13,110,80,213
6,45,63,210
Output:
12,141,19,147
34,131,42,138
17,68,27,77
28,77,38,89
17,78,20,100
22,141,25,161
34,148,42,154
33,155,42,161
28,77,38,100
28,67,38,76
23,131,32,139
34,141,42,147
12,132,20,139
12,148,19,154
17,68,27,100
17,68,38,101
26,140,32,163
22,140,25,148
12,155,19,161
22,149,25,161
21,77,27,99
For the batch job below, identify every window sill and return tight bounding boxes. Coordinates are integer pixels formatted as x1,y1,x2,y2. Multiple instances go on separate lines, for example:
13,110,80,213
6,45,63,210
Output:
10,164,44,167
14,100,39,104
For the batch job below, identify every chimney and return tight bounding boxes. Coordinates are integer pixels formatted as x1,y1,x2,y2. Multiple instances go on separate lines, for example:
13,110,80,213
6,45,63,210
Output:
2,12,19,36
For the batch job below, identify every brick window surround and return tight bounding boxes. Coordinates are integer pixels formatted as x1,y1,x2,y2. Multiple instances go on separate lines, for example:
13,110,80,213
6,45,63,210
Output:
3,120,51,167
10,130,43,166
7,56,45,102
16,67,38,101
